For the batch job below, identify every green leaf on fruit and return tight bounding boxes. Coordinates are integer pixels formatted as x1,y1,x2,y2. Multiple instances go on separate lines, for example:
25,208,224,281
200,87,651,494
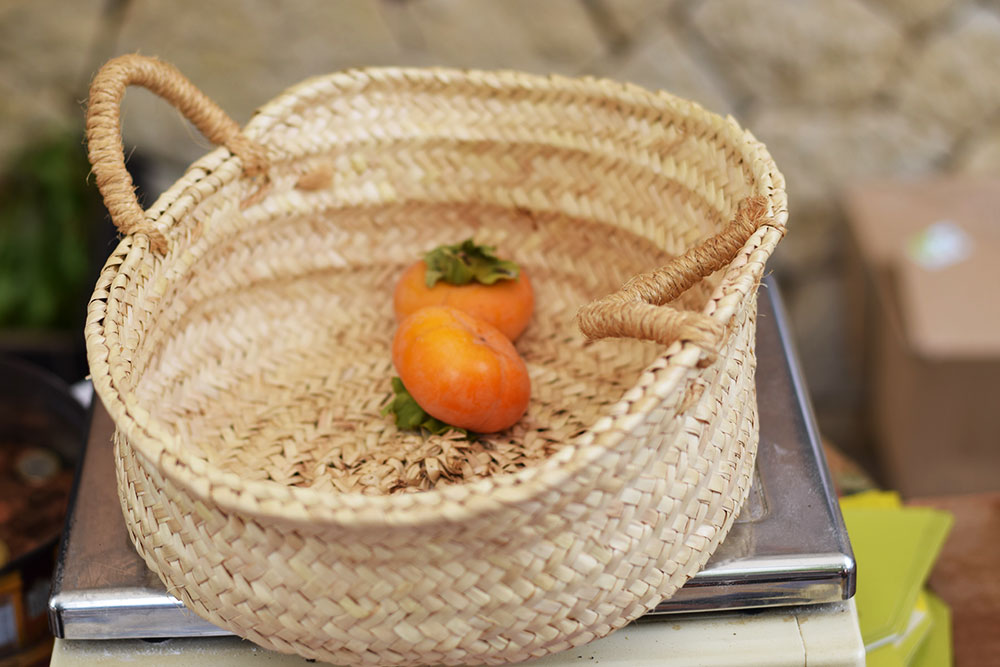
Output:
382,377,467,437
423,239,520,287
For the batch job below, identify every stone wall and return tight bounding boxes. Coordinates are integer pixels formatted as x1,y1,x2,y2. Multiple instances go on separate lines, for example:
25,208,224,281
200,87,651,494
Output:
4,0,1000,454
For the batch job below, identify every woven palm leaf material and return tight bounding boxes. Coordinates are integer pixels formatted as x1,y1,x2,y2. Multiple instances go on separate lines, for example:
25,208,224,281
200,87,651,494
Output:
84,55,787,665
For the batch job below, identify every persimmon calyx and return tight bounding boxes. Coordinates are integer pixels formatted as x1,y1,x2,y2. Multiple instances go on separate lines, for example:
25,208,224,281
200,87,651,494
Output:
423,239,520,287
382,377,468,436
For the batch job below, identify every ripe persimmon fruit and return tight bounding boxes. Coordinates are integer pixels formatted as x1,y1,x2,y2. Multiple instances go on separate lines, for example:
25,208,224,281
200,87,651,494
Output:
391,305,531,434
393,239,534,341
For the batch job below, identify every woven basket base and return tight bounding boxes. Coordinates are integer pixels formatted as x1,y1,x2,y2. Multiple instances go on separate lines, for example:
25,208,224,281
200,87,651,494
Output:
116,401,757,665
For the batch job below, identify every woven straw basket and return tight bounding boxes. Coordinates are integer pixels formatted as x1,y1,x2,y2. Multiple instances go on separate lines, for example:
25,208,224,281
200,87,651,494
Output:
84,55,786,665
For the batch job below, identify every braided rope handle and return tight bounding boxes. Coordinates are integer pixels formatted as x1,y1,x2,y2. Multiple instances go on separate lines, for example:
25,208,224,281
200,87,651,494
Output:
577,195,773,361
86,54,269,253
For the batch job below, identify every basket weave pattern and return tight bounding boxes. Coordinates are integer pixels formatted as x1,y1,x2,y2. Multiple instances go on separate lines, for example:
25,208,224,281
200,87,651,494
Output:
85,56,786,665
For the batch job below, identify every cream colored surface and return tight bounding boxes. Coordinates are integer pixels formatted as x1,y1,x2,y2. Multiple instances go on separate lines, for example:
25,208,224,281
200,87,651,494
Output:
50,600,864,667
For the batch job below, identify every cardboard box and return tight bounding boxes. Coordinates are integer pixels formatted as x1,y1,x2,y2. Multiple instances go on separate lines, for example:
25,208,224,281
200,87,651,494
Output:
844,177,1000,497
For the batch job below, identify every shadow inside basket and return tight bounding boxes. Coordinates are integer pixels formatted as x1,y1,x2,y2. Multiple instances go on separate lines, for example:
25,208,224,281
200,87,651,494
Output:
130,202,718,495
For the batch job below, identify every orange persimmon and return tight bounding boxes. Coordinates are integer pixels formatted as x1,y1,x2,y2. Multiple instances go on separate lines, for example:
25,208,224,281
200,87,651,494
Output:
391,306,531,434
393,239,534,341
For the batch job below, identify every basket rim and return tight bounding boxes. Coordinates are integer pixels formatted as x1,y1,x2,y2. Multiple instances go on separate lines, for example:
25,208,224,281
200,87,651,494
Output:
86,66,788,528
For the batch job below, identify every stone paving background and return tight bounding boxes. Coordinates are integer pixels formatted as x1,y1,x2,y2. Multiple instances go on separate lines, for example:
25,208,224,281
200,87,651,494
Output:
4,0,999,463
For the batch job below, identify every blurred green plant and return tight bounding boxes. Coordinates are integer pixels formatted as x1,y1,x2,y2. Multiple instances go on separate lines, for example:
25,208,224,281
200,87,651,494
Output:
0,130,103,330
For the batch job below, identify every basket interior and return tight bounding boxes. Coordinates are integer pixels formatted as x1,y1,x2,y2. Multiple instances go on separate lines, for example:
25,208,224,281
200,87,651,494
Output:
113,70,763,496
128,202,710,494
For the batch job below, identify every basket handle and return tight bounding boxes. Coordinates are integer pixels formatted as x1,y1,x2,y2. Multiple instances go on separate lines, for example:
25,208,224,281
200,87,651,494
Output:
86,54,269,253
577,195,773,361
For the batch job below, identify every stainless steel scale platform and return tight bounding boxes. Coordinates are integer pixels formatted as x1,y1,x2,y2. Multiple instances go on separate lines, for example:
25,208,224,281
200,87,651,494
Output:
49,279,856,640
